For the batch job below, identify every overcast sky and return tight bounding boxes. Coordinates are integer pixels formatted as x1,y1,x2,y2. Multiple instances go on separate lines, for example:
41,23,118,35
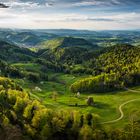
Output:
0,0,140,30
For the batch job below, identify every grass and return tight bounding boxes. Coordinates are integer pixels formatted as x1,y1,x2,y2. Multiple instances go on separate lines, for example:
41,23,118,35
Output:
13,63,140,128
12,62,41,72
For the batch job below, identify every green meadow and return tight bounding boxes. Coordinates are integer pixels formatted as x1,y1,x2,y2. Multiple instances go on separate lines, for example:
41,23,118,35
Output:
13,63,140,128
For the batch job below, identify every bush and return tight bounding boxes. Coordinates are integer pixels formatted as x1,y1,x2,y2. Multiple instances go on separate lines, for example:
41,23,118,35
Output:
86,97,94,106
27,73,40,82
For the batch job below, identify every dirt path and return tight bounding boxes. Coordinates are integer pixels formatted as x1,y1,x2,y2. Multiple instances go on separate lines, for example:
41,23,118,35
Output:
124,88,140,93
101,89,140,124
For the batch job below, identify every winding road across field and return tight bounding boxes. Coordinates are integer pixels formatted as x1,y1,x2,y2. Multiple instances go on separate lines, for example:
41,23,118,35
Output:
101,88,140,124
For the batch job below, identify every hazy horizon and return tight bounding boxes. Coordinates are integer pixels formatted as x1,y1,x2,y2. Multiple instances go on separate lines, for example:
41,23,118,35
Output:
1,27,140,32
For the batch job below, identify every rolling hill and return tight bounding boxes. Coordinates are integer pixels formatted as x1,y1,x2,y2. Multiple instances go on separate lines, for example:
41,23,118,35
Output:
39,37,97,50
0,29,58,47
37,37,99,65
0,40,36,62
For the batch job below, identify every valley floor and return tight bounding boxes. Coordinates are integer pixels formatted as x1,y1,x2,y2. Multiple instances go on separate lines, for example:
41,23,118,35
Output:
14,72,140,129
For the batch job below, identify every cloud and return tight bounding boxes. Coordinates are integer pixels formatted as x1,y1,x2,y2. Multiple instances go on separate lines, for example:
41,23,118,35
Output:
73,1,105,7
1,0,140,9
0,1,54,10
32,14,116,22
72,0,140,7
45,1,55,7
0,12,140,30
4,1,40,9
0,0,140,30
32,12,140,23
0,3,9,8
0,9,139,23
1,0,140,11
87,18,115,21
72,0,121,7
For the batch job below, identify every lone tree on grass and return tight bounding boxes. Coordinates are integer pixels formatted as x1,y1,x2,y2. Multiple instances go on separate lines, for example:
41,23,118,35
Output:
86,96,94,106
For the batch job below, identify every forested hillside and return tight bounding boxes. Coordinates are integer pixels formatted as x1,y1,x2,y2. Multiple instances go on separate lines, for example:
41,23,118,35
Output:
0,38,139,92
71,44,140,93
36,37,98,71
0,40,35,62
